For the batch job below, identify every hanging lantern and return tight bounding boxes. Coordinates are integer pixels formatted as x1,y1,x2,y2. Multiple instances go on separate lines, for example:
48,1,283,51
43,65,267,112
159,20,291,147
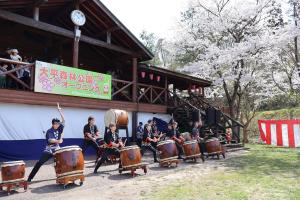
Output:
156,75,161,82
141,71,146,78
192,85,196,90
149,73,154,80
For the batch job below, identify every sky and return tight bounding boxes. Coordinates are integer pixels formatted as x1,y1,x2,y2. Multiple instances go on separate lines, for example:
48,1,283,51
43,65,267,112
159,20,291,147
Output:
101,0,187,39
101,0,292,40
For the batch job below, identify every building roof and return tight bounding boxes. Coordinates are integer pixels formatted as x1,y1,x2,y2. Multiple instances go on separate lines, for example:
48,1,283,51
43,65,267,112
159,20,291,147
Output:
139,64,212,88
0,0,154,61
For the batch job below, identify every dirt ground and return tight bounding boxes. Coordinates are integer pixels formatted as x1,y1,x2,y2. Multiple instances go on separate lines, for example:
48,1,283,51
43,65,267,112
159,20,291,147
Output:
0,151,247,200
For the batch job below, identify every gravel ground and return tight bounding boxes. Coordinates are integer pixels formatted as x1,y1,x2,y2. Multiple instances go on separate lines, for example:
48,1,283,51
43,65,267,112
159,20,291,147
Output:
0,151,247,200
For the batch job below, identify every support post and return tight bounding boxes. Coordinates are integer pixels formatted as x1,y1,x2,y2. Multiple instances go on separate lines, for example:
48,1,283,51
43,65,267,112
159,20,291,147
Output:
132,111,137,143
30,65,35,90
73,26,79,68
164,76,168,105
132,58,138,102
188,82,191,95
107,31,111,44
33,7,39,21
72,0,80,68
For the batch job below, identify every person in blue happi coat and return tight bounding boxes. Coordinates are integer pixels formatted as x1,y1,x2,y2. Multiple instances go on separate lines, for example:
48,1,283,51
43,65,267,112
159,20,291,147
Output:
27,103,65,182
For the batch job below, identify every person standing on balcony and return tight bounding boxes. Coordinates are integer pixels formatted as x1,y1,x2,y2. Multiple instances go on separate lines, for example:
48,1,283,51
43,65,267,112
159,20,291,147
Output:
7,49,22,89
21,56,31,87
4,48,15,88
0,62,7,88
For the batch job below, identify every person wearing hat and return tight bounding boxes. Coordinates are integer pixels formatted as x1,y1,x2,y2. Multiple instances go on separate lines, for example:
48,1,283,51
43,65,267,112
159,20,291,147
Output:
10,49,24,89
27,103,65,182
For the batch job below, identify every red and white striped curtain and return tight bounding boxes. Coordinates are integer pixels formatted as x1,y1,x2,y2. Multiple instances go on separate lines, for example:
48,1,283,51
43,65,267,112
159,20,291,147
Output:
258,120,300,148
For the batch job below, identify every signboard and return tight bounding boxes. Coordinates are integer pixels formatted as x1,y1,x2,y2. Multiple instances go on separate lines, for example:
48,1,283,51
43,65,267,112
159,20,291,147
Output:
34,61,111,100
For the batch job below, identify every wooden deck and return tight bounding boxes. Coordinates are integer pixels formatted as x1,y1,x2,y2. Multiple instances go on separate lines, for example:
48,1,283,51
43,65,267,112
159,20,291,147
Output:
0,89,167,113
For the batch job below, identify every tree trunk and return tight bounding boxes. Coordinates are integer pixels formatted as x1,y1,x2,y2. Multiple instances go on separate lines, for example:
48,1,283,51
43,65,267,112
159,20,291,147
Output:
243,126,249,144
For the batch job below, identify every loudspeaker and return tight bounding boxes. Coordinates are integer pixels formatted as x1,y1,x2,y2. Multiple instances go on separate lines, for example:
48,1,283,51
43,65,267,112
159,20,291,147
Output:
215,110,222,124
206,107,216,125
192,110,201,122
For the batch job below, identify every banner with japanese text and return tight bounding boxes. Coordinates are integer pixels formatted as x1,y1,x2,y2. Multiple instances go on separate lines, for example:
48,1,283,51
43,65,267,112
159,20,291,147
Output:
34,61,112,100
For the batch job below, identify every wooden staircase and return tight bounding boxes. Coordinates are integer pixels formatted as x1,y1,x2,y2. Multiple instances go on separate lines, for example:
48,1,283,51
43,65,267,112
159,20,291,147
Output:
167,91,244,143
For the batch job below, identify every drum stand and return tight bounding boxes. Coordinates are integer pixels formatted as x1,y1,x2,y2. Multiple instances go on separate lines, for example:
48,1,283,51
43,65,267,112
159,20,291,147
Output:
183,154,204,163
206,146,226,159
0,180,27,195
159,159,179,168
56,175,85,189
118,163,147,177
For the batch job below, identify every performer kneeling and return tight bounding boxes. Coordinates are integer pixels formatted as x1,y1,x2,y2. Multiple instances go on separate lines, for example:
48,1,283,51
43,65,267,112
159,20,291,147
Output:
191,121,205,161
166,121,185,159
94,123,123,173
27,103,65,182
141,124,158,163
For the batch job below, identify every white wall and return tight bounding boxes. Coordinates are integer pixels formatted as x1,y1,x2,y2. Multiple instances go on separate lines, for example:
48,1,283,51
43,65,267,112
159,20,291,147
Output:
0,103,132,140
0,103,171,140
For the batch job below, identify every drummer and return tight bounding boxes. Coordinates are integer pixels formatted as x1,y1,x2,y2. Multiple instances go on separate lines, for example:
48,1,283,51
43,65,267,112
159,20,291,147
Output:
94,123,123,173
82,116,101,160
191,121,206,158
166,121,184,159
27,103,65,182
141,124,158,163
152,120,159,136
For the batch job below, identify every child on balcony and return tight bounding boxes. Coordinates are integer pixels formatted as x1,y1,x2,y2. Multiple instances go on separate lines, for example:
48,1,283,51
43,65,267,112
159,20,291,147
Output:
0,63,7,88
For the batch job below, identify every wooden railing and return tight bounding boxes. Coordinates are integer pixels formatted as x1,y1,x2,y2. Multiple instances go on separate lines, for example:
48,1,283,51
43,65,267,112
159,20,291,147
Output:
0,57,35,90
137,83,167,104
112,79,133,101
0,57,170,105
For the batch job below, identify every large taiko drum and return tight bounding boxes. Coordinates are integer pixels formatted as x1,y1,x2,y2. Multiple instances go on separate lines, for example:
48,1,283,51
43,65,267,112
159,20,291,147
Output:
120,145,141,169
1,161,25,184
183,140,201,159
157,140,178,163
205,138,222,155
104,109,128,127
53,146,84,184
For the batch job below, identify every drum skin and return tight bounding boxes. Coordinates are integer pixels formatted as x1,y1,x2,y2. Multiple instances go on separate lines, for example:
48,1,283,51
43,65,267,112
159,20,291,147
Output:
157,140,178,162
120,145,141,168
104,109,129,127
53,146,84,179
183,140,201,158
1,161,25,183
182,132,192,141
205,138,222,154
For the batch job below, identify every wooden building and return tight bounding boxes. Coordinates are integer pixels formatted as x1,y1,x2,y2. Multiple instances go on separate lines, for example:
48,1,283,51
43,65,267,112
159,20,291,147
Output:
0,0,241,161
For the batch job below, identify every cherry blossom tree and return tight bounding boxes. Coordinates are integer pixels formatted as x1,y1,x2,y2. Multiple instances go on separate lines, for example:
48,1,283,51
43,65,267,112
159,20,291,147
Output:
170,0,299,142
